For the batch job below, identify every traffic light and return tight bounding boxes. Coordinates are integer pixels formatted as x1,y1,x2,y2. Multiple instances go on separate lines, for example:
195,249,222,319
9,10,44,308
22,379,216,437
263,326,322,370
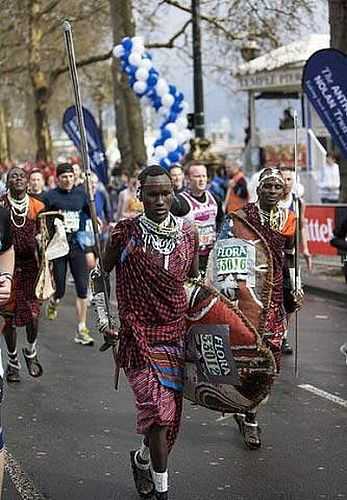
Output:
187,113,195,130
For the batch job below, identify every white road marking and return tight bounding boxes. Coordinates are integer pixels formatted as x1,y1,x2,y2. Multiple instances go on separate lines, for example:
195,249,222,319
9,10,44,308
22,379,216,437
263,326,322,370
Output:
298,384,347,409
5,450,46,500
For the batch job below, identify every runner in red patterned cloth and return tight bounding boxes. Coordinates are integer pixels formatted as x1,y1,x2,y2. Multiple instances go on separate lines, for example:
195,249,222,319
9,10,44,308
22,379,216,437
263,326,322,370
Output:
102,165,199,500
0,167,45,384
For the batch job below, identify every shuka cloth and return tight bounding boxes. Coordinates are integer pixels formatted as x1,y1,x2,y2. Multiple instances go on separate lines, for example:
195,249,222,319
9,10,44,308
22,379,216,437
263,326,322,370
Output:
243,203,295,371
0,196,44,326
109,216,195,450
110,217,195,370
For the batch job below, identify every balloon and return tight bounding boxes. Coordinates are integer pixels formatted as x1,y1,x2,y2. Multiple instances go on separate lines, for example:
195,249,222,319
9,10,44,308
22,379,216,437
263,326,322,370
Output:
154,139,164,148
128,75,136,86
139,58,153,71
172,103,182,114
176,92,184,102
160,158,171,170
178,145,185,155
181,101,189,113
113,45,124,58
147,73,158,88
176,132,186,144
164,138,178,152
176,116,188,129
153,98,162,111
136,68,149,81
161,94,175,108
129,52,142,66
169,84,177,95
168,150,180,163
165,123,178,136
133,81,147,94
125,64,137,75
161,129,172,141
183,143,191,154
158,106,169,117
132,36,144,49
122,38,133,51
154,146,167,160
156,79,169,97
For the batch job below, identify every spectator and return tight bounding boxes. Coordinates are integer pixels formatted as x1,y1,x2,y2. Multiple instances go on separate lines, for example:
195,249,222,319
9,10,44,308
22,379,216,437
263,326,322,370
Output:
29,170,45,198
169,164,185,194
319,153,340,204
224,160,248,213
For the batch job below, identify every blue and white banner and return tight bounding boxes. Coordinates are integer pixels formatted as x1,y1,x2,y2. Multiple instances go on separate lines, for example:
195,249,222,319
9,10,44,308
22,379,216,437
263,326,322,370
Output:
63,106,108,184
303,48,347,159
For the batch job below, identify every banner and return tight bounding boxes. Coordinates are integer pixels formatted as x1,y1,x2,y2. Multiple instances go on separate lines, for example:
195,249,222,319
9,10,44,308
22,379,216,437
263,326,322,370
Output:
304,204,347,255
303,48,347,159
63,106,108,185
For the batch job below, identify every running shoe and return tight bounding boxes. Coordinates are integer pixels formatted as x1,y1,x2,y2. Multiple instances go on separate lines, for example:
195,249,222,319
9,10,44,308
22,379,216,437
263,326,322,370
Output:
74,327,94,346
340,342,347,365
47,302,58,320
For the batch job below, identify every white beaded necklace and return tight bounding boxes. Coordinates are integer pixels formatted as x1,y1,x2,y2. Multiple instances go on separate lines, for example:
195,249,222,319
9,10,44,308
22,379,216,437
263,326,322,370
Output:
7,192,29,228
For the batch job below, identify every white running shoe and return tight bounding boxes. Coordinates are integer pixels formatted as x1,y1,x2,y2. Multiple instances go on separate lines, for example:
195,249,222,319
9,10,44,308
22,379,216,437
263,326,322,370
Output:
74,327,94,346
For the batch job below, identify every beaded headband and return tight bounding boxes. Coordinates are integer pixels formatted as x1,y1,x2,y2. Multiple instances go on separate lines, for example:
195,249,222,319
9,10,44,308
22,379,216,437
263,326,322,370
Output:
258,168,285,188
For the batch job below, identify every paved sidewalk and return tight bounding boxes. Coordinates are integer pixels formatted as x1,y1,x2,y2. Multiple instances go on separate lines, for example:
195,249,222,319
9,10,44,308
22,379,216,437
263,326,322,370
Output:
303,257,347,302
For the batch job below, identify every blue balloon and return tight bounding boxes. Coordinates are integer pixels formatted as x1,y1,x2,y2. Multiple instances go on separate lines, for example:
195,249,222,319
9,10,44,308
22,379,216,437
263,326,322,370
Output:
154,139,164,148
153,97,162,111
122,38,133,51
160,158,171,170
169,85,177,96
147,74,158,88
128,74,135,84
172,103,182,114
168,150,180,163
125,64,137,75
178,145,185,156
166,112,178,123
176,92,184,102
144,52,153,60
161,129,172,141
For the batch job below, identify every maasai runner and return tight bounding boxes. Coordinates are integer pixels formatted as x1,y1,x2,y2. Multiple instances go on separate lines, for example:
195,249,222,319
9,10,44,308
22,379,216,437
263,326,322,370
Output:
100,165,199,500
232,168,303,449
0,167,45,383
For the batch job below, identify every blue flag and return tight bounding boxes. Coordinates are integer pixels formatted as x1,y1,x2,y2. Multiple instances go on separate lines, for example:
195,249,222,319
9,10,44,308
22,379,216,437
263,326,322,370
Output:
303,48,347,159
63,106,108,184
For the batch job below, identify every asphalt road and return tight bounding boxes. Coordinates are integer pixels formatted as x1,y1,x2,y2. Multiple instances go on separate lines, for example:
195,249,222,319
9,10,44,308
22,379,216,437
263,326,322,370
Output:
1,292,346,500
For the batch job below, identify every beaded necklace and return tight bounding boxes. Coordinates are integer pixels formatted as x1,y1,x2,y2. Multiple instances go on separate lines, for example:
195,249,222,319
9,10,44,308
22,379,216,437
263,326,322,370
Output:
257,203,285,232
7,192,29,228
139,213,180,256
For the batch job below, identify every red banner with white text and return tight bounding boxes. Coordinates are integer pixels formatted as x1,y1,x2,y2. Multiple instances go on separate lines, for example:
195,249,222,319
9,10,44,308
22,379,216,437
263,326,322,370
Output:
304,204,347,256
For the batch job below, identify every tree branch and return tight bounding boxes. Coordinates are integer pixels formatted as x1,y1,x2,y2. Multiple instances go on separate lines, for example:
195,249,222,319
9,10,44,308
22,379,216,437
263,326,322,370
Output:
37,0,63,18
50,49,113,81
146,19,192,48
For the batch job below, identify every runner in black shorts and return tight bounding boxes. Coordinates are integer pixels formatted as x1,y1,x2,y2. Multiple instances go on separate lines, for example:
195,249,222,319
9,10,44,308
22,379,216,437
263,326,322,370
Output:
0,206,15,490
43,163,93,345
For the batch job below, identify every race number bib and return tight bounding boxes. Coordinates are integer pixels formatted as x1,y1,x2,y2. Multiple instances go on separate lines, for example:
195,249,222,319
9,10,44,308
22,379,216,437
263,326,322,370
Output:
198,224,215,248
188,324,240,385
63,211,80,232
216,244,248,275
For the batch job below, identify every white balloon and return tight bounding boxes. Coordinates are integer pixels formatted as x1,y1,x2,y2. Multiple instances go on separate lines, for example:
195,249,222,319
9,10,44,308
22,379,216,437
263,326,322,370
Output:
183,143,191,154
154,146,167,160
164,138,178,152
181,101,189,113
139,58,152,71
176,132,186,144
156,78,169,97
158,106,169,117
153,129,161,140
133,81,147,94
136,68,149,81
176,116,188,129
165,123,178,137
129,52,142,66
161,94,174,108
132,36,144,49
113,45,124,58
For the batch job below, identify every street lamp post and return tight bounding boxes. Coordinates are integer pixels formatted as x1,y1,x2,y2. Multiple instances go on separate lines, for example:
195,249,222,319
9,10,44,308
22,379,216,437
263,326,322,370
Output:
192,0,205,139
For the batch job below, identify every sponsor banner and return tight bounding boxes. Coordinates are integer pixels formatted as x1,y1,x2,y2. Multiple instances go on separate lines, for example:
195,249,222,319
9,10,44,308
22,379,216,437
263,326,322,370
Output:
304,204,347,255
303,49,347,159
63,105,108,185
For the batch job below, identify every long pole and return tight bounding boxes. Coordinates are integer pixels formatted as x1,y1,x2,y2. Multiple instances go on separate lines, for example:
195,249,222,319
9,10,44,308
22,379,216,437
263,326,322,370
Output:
293,111,300,378
192,0,205,138
62,21,120,389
